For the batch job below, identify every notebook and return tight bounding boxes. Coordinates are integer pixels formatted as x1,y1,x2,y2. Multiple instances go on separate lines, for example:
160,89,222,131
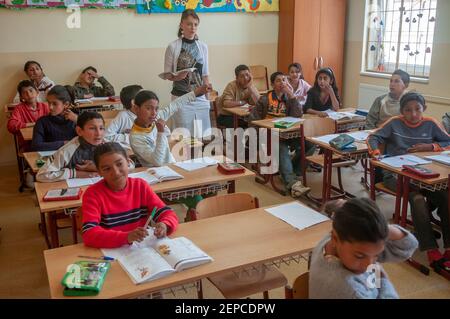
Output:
158,68,196,80
265,202,330,230
102,235,213,284
424,154,450,166
380,155,432,168
43,187,83,201
129,167,183,184
174,157,219,172
324,110,364,121
61,260,111,296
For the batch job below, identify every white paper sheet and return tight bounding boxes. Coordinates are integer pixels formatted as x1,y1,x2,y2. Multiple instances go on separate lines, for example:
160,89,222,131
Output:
66,176,103,188
265,202,329,230
425,154,450,166
380,155,432,168
174,157,219,172
38,151,56,157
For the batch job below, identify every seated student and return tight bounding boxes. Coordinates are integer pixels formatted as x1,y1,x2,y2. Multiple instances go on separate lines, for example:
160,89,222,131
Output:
81,142,178,248
13,61,54,103
36,111,112,182
367,92,450,274
366,69,410,129
309,198,418,299
104,85,143,149
215,64,260,128
303,67,341,117
31,85,78,152
73,66,115,100
443,112,450,133
286,62,311,106
7,80,50,152
249,72,311,196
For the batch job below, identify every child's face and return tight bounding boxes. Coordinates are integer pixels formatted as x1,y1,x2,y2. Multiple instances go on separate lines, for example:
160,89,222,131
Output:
76,118,105,145
288,67,301,82
180,15,199,40
20,86,38,104
272,75,287,91
26,63,43,82
80,70,96,86
236,70,251,88
98,152,129,191
47,94,69,116
317,73,332,89
136,99,159,126
389,74,407,97
333,231,385,274
402,100,424,125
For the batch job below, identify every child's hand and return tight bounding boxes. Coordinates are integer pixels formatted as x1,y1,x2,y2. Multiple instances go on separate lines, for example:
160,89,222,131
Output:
63,109,78,123
318,112,328,118
407,143,433,153
128,227,149,244
155,119,166,133
153,222,168,238
75,170,99,178
76,160,97,172
194,84,212,97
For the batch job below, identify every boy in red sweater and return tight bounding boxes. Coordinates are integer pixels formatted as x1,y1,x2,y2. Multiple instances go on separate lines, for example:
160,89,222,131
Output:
81,142,179,248
7,80,49,152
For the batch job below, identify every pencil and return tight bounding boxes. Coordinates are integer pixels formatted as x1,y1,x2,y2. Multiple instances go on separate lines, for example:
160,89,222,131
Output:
144,207,157,229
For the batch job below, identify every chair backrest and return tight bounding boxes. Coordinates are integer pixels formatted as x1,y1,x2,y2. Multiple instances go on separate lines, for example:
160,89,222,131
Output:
249,65,269,93
194,192,259,220
302,117,336,137
285,272,309,299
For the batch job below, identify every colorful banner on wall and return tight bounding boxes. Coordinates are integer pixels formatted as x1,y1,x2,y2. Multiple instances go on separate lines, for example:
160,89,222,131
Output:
1,0,278,11
136,0,278,14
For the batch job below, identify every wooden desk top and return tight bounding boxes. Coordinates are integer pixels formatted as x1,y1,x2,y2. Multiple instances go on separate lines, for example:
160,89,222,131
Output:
306,131,371,157
223,106,251,117
20,118,113,141
44,205,331,299
35,157,255,213
370,152,450,186
75,99,121,109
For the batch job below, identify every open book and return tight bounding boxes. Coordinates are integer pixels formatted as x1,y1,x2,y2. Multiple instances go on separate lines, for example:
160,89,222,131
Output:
324,110,365,121
158,68,196,80
425,153,450,166
129,167,183,184
102,236,213,284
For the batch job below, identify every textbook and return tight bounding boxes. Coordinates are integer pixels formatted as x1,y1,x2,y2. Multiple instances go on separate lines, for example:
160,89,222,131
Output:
158,68,196,80
43,187,83,201
61,260,111,296
129,167,184,185
217,162,245,174
324,110,365,121
424,154,450,166
102,236,213,284
274,121,296,129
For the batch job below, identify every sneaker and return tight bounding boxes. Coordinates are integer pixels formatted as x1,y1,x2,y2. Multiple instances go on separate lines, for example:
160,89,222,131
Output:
290,181,311,197
25,171,35,189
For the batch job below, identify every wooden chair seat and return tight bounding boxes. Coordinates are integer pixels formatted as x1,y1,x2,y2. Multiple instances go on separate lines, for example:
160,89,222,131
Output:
209,266,287,299
306,154,356,168
374,182,396,196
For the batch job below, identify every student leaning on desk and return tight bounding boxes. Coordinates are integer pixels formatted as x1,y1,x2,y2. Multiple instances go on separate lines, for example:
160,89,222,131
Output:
36,112,134,183
81,142,178,248
367,92,450,275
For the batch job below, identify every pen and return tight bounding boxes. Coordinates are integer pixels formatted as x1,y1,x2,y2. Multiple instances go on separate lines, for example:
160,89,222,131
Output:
78,255,115,261
144,207,157,229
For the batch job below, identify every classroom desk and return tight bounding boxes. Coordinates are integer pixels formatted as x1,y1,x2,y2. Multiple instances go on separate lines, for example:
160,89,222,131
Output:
20,118,113,141
44,206,332,299
306,134,369,205
74,98,121,111
35,157,255,248
223,106,250,129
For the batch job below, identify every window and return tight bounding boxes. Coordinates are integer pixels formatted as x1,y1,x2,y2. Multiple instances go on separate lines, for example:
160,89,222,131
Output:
363,0,437,79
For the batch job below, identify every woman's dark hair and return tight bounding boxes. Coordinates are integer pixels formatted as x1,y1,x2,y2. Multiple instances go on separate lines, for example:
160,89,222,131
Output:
311,67,339,97
288,62,304,80
76,111,104,128
400,92,426,112
93,142,128,168
178,9,200,39
81,66,97,74
234,64,250,77
270,71,285,84
134,90,159,107
120,85,143,110
17,80,37,95
392,69,410,87
333,198,388,243
24,60,42,73
47,85,76,105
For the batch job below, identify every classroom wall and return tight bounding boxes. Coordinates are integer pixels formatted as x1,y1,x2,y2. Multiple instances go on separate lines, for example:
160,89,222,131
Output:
0,9,278,166
343,0,450,120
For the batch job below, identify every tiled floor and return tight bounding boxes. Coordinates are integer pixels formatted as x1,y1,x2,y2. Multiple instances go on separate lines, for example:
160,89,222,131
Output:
0,162,449,298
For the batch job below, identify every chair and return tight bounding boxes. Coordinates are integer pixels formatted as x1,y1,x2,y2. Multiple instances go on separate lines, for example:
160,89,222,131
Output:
191,192,288,299
249,65,269,93
285,272,309,299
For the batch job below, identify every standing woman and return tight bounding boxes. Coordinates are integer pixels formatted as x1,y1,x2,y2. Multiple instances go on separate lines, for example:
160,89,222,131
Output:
164,9,211,138
13,61,54,103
